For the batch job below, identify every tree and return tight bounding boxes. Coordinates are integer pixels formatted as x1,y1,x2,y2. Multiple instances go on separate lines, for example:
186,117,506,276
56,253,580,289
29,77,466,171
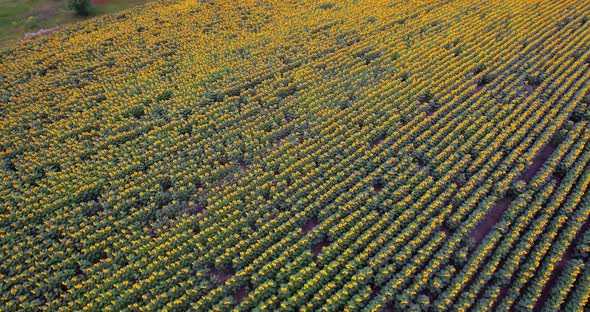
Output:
68,0,92,16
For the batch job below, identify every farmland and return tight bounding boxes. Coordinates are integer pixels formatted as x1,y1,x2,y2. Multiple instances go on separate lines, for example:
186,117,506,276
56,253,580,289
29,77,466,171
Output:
1,0,589,311
0,0,149,45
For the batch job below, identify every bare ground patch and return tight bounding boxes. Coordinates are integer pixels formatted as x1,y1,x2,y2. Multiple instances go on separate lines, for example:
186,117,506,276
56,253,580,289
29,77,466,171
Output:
210,267,235,285
470,197,512,244
302,217,319,234
532,249,572,311
533,217,590,311
312,238,330,258
521,141,557,182
233,286,249,304
24,26,59,40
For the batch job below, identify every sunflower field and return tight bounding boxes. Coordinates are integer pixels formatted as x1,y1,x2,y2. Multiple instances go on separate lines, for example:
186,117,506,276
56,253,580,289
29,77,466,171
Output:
1,0,589,311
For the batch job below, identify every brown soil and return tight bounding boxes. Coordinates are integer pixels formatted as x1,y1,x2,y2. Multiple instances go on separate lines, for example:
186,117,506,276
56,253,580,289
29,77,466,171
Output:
277,132,289,142
521,142,556,182
233,286,249,304
373,179,384,192
369,282,380,299
533,217,590,310
210,267,235,285
302,217,319,234
470,197,512,244
532,249,572,311
440,223,451,236
426,106,436,116
524,83,539,94
312,238,330,258
179,201,206,216
416,160,425,173
370,138,384,148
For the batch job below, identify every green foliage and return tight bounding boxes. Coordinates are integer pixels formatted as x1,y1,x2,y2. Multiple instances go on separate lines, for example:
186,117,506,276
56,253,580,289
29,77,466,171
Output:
68,0,92,16
2,0,590,311
318,2,335,10
156,90,174,102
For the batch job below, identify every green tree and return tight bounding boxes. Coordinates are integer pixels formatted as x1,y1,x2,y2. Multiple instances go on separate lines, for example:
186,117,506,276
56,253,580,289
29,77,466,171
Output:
68,0,92,16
